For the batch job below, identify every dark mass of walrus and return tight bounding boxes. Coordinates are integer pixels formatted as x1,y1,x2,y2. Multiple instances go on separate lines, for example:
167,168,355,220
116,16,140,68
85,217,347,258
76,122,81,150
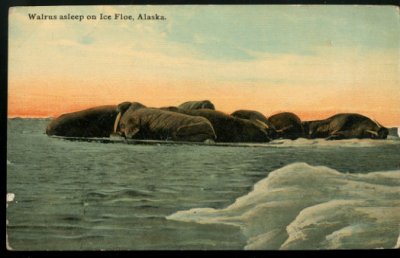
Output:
169,108,271,143
178,100,215,111
231,109,278,139
267,112,304,140
46,105,119,137
231,109,269,124
302,113,389,140
114,102,216,142
159,106,181,112
45,99,390,142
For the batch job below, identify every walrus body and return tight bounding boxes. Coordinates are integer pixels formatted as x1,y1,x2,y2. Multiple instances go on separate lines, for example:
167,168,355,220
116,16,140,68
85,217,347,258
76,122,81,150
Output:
178,100,215,111
46,105,118,137
159,106,181,112
231,109,269,124
268,112,304,140
116,105,216,142
231,109,278,139
302,113,388,140
173,109,270,143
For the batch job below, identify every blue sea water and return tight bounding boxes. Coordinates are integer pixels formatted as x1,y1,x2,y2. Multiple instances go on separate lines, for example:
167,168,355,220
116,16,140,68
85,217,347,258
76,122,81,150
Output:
6,118,400,250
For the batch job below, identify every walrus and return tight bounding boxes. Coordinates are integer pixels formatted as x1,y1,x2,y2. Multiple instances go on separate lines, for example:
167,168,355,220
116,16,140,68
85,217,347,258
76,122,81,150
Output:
231,109,278,139
302,113,389,140
115,103,216,142
168,108,271,143
178,100,215,111
46,105,119,137
268,112,304,140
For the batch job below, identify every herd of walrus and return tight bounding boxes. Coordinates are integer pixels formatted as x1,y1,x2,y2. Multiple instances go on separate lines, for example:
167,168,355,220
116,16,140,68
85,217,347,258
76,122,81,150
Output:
46,100,389,143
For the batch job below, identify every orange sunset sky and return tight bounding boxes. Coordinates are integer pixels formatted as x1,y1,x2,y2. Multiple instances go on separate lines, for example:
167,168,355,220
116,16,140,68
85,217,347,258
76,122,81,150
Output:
8,6,400,126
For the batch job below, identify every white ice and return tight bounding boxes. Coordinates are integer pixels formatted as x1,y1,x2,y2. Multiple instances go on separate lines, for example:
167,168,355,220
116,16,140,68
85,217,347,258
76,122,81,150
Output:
167,163,400,250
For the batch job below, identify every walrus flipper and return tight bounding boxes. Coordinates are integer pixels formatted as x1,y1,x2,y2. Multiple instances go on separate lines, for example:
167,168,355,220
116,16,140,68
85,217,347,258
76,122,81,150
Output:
326,130,352,140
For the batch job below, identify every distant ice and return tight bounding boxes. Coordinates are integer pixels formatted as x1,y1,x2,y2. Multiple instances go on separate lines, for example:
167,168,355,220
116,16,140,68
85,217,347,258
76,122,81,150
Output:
8,116,53,120
7,193,15,203
269,137,400,148
6,230,12,250
395,234,400,249
6,196,13,250
388,127,399,138
167,163,400,250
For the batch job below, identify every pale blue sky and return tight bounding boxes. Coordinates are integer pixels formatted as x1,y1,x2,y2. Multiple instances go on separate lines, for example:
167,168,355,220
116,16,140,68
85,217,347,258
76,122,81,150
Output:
163,5,399,60
10,5,399,60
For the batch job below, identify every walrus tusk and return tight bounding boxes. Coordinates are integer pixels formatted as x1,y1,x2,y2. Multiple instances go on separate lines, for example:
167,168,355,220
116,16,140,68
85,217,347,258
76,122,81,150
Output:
275,124,293,133
255,119,269,129
210,123,217,139
113,112,122,133
372,119,382,129
365,130,379,136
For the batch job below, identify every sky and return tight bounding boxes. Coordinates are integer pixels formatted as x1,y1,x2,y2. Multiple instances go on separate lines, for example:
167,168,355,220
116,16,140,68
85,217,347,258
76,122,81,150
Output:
8,5,400,125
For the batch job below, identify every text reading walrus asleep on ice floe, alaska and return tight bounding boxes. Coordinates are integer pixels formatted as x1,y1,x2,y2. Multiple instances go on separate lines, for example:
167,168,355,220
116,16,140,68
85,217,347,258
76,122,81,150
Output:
27,13,167,22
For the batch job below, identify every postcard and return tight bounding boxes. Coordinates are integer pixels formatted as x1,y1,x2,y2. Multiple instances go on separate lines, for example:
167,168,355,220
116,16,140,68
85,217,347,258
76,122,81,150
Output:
6,5,400,250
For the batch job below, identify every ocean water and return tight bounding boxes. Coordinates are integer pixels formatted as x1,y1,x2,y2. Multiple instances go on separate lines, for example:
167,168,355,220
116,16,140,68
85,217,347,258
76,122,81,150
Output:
6,118,400,250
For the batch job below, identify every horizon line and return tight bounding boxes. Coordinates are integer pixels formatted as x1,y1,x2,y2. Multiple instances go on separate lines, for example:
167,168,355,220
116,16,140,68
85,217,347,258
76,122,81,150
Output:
6,114,400,127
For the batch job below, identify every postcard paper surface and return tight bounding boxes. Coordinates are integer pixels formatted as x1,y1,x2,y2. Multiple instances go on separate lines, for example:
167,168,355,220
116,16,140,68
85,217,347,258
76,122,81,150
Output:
7,5,400,250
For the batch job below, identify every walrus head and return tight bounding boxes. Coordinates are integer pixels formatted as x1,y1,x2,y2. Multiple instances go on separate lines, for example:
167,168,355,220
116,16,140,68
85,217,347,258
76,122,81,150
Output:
252,119,278,139
117,101,133,113
114,101,146,134
114,102,132,133
366,118,388,139
365,128,388,139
